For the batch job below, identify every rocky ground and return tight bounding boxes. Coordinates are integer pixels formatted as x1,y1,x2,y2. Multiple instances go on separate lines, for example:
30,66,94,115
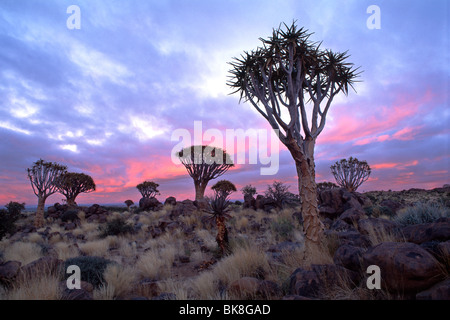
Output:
0,186,449,300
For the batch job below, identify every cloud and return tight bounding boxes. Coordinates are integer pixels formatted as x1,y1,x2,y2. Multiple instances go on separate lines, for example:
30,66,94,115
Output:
0,0,448,206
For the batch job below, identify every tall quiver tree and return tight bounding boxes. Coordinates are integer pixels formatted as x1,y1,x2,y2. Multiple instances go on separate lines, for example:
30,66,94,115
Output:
177,145,234,201
228,22,360,252
57,172,96,207
27,159,67,228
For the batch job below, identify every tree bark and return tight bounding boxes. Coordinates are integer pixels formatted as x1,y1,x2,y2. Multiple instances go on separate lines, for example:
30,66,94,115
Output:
66,197,77,207
34,195,46,228
286,136,324,260
194,181,208,201
216,215,229,256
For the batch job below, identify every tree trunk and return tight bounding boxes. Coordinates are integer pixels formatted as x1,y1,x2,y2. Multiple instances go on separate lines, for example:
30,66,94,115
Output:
34,196,47,228
287,136,324,262
215,215,229,256
66,197,77,207
194,181,208,201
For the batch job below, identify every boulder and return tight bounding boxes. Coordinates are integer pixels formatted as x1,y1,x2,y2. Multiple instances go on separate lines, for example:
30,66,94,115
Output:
416,279,450,300
401,219,450,244
170,200,197,218
333,244,364,272
289,264,360,298
0,261,21,286
358,218,401,236
318,188,371,219
362,242,444,294
339,208,365,224
139,197,163,211
255,195,277,212
132,279,160,298
325,230,371,248
228,277,261,298
60,280,94,300
18,256,63,282
257,280,282,299
164,196,177,206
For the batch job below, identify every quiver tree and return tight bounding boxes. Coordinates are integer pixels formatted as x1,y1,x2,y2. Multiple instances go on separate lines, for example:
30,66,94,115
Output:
211,180,237,198
241,184,257,197
57,172,96,207
228,21,360,251
206,191,232,256
177,145,234,201
124,200,134,210
330,157,371,192
27,159,67,228
136,181,160,198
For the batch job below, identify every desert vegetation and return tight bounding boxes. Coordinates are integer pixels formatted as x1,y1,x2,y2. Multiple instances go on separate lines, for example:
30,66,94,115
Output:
0,184,448,300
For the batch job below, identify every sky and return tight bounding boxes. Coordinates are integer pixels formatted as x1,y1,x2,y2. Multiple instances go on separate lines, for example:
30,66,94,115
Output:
0,0,449,206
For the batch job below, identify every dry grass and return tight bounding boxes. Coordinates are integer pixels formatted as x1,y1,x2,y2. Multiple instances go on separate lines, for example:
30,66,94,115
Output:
3,241,43,265
79,239,110,256
101,264,138,298
5,274,61,300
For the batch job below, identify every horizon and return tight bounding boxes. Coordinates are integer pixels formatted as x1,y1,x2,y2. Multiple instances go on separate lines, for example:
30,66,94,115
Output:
1,1,449,208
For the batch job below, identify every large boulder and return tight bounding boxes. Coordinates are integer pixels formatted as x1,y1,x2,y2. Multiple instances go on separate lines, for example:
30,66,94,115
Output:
170,200,197,218
401,218,450,244
358,217,401,236
164,196,177,206
333,244,364,272
416,279,450,300
139,197,163,211
18,256,64,283
0,261,21,286
362,242,444,294
255,195,277,212
288,264,360,298
318,188,371,219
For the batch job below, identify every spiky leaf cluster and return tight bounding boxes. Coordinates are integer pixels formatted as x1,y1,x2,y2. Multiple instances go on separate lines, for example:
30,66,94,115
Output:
228,21,361,144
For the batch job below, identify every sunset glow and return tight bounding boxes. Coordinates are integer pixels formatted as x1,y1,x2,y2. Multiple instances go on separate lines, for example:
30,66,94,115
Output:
0,1,448,206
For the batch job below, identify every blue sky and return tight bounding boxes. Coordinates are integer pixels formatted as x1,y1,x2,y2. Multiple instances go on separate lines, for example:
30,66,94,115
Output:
0,0,448,205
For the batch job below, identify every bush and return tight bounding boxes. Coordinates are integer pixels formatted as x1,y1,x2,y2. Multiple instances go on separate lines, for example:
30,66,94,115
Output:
64,256,115,288
271,217,295,241
0,202,25,240
99,217,134,238
265,181,300,209
394,202,450,226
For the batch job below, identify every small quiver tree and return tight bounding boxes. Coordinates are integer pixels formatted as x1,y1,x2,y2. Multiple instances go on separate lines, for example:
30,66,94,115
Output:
124,200,134,210
206,192,232,257
136,181,160,198
177,145,234,201
211,180,237,198
27,159,67,228
57,172,96,207
330,157,371,192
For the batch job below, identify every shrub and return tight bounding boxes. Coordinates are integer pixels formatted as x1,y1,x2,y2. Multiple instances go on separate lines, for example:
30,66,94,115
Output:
0,202,25,240
271,217,295,241
64,256,115,288
265,181,300,208
99,217,134,238
394,202,450,226
241,184,257,197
